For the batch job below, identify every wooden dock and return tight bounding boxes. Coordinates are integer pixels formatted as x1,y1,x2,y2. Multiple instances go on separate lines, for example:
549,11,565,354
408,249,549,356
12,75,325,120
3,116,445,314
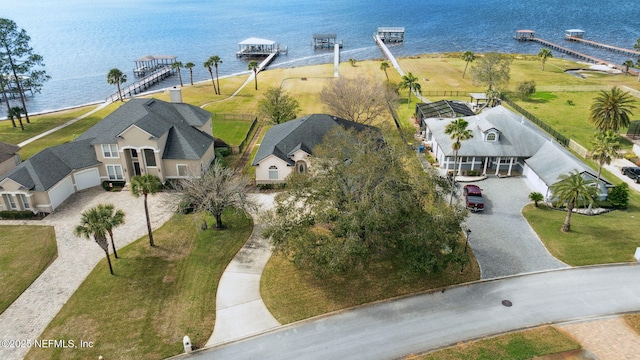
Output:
106,66,173,102
565,36,640,57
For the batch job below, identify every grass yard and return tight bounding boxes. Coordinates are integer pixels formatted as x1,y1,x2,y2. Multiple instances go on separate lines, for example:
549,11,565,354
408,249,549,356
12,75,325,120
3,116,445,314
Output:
261,239,481,324
26,210,252,360
0,105,100,145
418,326,580,360
522,200,640,266
0,225,57,314
211,118,254,146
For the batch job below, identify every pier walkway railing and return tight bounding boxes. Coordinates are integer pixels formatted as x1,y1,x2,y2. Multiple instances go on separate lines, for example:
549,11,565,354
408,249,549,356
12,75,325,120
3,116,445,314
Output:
106,66,173,102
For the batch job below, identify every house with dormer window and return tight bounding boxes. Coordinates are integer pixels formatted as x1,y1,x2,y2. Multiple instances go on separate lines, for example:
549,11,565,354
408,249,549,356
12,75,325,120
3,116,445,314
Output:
0,94,215,213
420,105,612,200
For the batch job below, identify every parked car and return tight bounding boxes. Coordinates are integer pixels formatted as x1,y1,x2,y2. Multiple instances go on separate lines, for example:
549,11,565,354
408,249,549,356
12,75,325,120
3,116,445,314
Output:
463,184,485,212
621,167,640,183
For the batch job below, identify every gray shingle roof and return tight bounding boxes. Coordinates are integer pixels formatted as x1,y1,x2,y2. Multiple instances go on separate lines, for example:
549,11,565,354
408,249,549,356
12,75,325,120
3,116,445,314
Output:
524,141,594,186
426,106,547,158
0,138,99,191
252,114,372,166
76,99,212,147
0,141,20,163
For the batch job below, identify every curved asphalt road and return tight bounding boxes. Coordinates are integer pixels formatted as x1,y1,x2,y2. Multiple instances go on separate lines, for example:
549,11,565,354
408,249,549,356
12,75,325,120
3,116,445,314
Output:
180,265,640,360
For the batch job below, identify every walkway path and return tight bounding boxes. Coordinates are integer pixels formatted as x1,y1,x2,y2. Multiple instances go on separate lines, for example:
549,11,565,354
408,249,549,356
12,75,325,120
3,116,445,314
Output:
559,317,640,360
0,187,175,360
206,193,280,347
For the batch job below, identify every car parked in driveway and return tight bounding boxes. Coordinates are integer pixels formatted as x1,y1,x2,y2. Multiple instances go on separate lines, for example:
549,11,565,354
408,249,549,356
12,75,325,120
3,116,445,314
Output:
621,167,640,183
463,184,485,212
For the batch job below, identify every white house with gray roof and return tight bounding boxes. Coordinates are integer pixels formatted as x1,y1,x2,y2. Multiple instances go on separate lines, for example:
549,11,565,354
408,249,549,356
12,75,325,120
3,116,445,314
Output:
422,105,611,200
0,96,215,213
252,114,372,184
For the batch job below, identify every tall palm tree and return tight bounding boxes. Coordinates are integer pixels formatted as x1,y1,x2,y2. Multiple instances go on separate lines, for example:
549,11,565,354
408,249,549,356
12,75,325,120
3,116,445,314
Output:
203,58,219,95
444,118,473,205
549,170,599,232
130,174,162,247
589,86,636,132
171,61,184,86
622,59,634,76
97,204,125,259
248,60,259,90
211,56,223,95
107,68,127,102
380,61,390,81
74,206,114,275
538,48,553,71
7,106,24,130
399,72,421,107
184,62,195,85
461,51,476,78
590,130,620,186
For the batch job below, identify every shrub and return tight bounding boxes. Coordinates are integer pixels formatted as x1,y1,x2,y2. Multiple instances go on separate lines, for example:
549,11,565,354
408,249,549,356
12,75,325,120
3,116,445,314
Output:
0,210,40,219
102,181,126,191
607,183,629,209
566,99,574,106
215,147,230,157
257,183,273,190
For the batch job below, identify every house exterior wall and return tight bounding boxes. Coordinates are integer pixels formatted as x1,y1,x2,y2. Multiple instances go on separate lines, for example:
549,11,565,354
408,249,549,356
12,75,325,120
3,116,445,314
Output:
0,178,52,213
255,155,292,184
522,164,551,200
0,155,19,177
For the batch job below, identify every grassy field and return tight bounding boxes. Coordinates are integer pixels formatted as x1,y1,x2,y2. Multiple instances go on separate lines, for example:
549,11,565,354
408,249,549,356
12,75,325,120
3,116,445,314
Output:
211,118,254,146
418,326,580,360
261,236,481,324
26,210,252,360
0,225,57,314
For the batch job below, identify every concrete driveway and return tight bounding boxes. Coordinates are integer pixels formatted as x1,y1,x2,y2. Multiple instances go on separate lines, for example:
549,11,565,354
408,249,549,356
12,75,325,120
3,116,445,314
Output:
460,177,568,279
0,186,176,360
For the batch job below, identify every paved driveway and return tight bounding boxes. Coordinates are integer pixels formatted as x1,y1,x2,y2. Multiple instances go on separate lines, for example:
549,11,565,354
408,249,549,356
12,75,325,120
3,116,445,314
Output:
460,177,568,279
0,186,176,360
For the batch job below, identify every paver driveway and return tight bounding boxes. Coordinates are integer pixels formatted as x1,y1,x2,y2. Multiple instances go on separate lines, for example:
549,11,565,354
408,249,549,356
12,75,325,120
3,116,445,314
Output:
0,186,176,360
461,177,568,279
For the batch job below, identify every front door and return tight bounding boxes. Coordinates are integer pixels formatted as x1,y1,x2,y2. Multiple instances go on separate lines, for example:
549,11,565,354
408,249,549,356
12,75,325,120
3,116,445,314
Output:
133,161,141,176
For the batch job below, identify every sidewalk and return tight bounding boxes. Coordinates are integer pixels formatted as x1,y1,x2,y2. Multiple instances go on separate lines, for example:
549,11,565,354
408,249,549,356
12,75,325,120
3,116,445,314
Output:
556,316,640,360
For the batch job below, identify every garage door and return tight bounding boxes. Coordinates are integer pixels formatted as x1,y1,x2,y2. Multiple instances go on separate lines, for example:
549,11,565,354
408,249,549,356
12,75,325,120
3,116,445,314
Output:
74,168,101,190
49,176,75,211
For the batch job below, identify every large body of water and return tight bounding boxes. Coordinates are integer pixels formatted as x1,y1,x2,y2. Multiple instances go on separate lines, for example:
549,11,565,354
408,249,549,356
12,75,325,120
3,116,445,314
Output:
1,0,639,116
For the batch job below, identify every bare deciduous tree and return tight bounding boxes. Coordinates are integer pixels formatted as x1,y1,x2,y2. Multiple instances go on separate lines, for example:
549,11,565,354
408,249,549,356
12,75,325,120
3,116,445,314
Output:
319,76,392,124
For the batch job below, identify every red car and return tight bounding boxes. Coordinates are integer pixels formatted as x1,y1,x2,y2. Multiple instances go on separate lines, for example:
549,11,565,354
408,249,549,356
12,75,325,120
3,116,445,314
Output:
463,184,485,212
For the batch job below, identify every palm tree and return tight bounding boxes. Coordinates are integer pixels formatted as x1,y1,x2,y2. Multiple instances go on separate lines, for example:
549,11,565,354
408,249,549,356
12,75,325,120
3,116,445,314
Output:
538,48,553,71
380,61,390,81
130,174,163,247
184,62,195,85
444,118,473,205
7,106,24,130
211,56,223,95
622,59,634,76
589,86,636,132
203,58,219,95
549,170,599,232
590,130,620,187
97,204,125,259
528,192,544,207
399,72,421,107
107,68,127,102
74,206,114,275
461,51,476,78
248,60,259,90
171,61,184,86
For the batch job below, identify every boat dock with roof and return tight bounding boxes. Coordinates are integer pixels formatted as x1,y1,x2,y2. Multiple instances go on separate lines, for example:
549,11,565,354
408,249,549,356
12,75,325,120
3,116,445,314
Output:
236,37,287,58
377,27,405,43
133,55,177,77
313,33,343,49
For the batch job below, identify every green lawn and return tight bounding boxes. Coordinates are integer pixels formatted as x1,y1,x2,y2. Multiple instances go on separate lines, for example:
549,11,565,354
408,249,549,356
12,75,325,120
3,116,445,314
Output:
211,118,254,146
0,225,57,314
26,210,252,360
523,199,640,265
419,326,580,360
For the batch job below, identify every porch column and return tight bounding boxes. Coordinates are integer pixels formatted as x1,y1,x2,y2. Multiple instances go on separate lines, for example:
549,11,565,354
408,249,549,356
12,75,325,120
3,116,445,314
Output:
507,157,515,176
495,157,501,176
457,158,463,175
470,157,476,171
482,157,489,175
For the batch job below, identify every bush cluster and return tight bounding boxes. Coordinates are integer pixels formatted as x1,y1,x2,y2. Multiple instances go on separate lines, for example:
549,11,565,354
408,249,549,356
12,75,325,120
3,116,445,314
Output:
0,210,40,219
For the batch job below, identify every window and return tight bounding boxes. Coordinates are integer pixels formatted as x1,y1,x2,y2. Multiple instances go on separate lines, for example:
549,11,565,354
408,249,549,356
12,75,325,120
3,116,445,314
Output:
4,194,17,210
177,164,188,177
106,165,124,180
130,149,138,158
18,194,30,209
102,144,119,158
143,149,156,167
268,165,278,180
486,132,497,141
296,161,307,174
